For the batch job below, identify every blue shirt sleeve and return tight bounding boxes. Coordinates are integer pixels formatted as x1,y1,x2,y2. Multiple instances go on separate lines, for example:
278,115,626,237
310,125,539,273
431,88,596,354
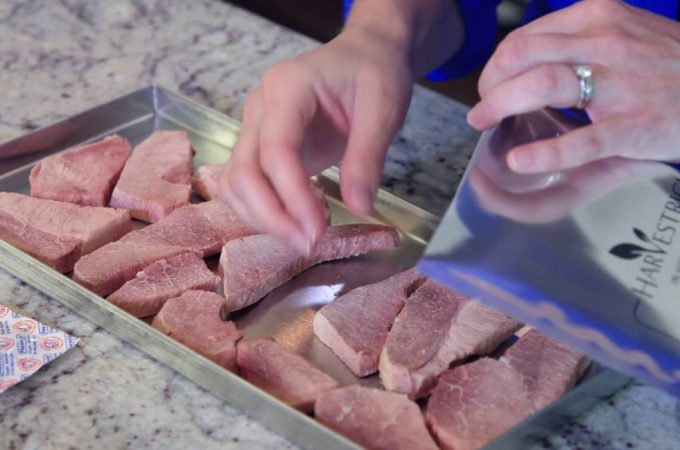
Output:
529,0,677,21
343,0,678,81
343,0,501,80
427,0,503,81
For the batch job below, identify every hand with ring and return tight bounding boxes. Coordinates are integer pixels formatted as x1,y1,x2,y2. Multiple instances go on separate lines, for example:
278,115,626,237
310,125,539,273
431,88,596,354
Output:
467,0,680,174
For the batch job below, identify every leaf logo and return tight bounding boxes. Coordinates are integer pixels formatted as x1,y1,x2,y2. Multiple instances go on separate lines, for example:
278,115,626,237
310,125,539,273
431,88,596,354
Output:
609,228,666,260
610,243,648,260
633,228,651,243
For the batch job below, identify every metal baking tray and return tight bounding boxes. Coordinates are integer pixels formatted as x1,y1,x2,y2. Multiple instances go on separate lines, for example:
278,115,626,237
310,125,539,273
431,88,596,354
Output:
0,85,630,450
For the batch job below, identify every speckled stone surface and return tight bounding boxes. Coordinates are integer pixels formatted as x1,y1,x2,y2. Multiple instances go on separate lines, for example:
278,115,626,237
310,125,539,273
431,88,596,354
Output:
0,1,679,449
0,0,478,217
0,273,295,450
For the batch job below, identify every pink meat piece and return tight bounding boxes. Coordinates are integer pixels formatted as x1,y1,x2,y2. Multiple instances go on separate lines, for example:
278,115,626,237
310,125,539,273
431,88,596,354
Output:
220,224,401,314
379,280,519,398
500,329,588,411
109,131,193,222
29,135,131,207
0,193,131,273
315,386,439,450
426,331,587,450
108,252,220,318
426,358,534,450
73,200,254,296
313,269,425,377
119,199,251,257
192,164,224,201
152,290,242,371
0,220,80,274
236,338,338,412
74,242,186,297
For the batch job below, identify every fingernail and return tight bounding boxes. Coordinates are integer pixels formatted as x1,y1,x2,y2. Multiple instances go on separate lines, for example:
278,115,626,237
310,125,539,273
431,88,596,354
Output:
304,220,318,246
508,149,534,172
290,232,311,256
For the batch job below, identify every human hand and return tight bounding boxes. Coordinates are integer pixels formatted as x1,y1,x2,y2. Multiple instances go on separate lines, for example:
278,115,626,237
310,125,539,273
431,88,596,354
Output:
219,29,412,254
467,0,680,174
470,157,668,224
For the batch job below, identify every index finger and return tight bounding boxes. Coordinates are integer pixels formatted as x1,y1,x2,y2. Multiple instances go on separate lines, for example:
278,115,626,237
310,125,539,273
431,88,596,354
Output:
258,64,327,251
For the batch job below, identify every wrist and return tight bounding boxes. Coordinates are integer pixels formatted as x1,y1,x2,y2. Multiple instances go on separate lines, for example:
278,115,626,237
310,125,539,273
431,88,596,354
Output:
340,23,413,72
343,0,463,79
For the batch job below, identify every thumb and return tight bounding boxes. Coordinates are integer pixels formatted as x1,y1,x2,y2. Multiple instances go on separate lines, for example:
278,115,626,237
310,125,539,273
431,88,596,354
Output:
340,79,408,215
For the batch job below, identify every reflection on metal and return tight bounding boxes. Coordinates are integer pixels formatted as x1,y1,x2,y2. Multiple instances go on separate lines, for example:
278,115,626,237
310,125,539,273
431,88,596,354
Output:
420,108,680,397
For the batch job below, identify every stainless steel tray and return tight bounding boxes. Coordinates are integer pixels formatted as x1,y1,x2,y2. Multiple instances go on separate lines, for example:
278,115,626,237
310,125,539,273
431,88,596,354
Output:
0,85,630,450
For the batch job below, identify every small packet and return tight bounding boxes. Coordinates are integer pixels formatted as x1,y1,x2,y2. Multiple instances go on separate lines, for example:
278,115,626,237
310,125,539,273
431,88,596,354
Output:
0,304,79,394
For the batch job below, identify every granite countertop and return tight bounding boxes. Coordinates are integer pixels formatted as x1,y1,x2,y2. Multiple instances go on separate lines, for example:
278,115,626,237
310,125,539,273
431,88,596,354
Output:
1,1,679,449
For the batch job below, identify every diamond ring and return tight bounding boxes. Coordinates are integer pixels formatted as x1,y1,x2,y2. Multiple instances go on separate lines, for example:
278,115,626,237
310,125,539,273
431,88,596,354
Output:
574,65,594,110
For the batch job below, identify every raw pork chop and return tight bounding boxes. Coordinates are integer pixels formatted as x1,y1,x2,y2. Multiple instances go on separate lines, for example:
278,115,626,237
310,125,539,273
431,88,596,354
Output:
192,164,224,200
379,280,519,398
315,386,438,450
152,290,242,371
110,131,193,222
0,193,131,273
220,224,401,313
108,252,220,318
236,338,338,412
426,331,587,450
500,329,588,411
313,269,425,377
30,135,131,207
74,200,253,296
426,358,534,450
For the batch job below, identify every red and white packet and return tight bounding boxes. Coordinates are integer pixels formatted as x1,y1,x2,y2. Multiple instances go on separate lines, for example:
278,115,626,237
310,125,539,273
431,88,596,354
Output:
0,303,79,394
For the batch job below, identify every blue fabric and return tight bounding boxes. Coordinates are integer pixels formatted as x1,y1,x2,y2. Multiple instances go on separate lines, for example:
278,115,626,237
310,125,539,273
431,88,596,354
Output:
343,0,678,80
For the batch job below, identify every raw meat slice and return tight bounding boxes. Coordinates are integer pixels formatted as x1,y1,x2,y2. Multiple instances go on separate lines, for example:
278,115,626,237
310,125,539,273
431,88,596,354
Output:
108,252,220,318
236,338,338,412
426,358,534,450
0,221,80,274
379,280,519,398
110,131,193,222
425,332,587,450
220,224,401,314
73,200,254,296
315,386,439,450
120,200,251,257
192,164,224,200
29,135,131,206
0,193,131,273
74,242,186,296
500,329,588,411
152,290,242,371
313,269,425,377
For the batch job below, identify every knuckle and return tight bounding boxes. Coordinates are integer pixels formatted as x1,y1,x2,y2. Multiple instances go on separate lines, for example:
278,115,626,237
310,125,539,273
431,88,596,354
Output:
593,28,634,60
258,151,276,175
586,0,624,17
474,99,498,124
546,140,567,170
495,36,527,72
602,28,630,46
261,61,306,91
535,66,564,96
577,131,605,161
